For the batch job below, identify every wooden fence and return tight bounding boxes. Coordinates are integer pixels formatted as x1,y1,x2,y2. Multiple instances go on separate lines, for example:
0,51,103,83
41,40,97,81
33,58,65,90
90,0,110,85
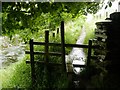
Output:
25,21,98,88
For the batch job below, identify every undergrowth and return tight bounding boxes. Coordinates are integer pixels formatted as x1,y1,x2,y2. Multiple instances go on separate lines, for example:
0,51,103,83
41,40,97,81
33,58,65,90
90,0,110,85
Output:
0,56,31,88
83,18,96,56
1,15,85,89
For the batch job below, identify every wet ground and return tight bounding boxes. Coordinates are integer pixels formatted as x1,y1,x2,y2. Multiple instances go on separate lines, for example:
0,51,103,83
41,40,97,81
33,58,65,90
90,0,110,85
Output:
66,26,86,74
66,26,87,88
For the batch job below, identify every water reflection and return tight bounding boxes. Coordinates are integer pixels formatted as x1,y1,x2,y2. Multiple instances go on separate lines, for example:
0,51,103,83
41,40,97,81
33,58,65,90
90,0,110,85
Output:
0,36,25,69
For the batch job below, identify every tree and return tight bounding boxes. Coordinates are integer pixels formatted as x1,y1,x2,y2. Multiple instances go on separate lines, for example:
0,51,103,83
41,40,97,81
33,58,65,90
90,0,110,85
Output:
2,2,100,38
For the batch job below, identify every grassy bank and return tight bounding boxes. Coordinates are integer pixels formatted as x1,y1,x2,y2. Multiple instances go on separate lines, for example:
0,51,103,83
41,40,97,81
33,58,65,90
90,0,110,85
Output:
1,16,86,89
0,56,31,88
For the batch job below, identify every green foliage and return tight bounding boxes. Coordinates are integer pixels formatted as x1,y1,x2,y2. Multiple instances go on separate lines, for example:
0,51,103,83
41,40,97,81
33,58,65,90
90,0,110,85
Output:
2,2,99,38
65,15,86,44
33,63,68,89
1,2,100,88
83,20,95,56
1,16,86,88
0,56,31,88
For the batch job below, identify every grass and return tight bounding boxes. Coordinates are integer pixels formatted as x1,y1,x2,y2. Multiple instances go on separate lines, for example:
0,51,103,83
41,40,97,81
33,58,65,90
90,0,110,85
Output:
0,56,31,88
65,16,85,54
65,16,85,44
83,18,96,56
1,15,86,89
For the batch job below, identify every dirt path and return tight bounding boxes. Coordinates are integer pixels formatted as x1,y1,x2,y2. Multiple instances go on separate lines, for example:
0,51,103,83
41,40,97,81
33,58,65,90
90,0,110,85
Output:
66,26,87,88
66,26,86,74
70,26,86,59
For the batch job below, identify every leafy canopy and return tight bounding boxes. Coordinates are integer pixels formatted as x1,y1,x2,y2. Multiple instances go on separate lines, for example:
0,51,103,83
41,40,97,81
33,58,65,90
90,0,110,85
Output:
2,2,99,38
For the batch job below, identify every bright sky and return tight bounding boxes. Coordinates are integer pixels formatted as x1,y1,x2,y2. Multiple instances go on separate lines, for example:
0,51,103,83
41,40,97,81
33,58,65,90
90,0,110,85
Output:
86,14,93,22
96,0,120,17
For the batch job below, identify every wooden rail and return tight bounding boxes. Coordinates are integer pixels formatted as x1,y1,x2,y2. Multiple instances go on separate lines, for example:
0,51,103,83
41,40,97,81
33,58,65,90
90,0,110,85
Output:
25,21,98,88
29,42,98,48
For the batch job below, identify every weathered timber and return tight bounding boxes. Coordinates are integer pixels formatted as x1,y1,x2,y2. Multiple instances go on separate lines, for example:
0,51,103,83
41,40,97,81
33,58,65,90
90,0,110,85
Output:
61,21,66,72
52,32,55,37
26,51,62,56
29,39,36,88
87,40,92,66
25,20,99,88
26,60,62,66
44,31,51,88
28,42,98,48
57,28,59,34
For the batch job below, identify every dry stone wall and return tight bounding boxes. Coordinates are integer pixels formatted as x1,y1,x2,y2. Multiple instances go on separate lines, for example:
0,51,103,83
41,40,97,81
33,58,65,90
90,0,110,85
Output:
93,12,120,73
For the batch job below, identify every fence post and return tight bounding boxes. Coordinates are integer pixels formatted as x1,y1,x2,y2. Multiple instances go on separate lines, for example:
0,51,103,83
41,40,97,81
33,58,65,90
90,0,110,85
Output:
57,28,59,34
87,39,92,66
61,21,66,72
45,30,49,64
52,32,55,38
45,30,51,88
30,39,36,88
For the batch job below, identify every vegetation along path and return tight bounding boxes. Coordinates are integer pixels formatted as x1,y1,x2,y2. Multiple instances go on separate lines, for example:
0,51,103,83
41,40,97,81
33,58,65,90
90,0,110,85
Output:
66,26,86,88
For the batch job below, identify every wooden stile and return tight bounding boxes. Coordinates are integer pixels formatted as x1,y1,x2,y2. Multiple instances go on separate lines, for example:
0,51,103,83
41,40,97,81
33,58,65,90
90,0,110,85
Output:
25,21,97,88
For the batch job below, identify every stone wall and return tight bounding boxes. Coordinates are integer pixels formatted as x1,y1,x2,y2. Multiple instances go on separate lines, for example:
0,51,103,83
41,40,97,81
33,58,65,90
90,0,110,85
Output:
94,12,120,74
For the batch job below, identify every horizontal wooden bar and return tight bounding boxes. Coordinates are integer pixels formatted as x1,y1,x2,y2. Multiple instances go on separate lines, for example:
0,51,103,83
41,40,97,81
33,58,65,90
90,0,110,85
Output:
26,60,62,66
73,64,86,67
25,51,62,56
33,42,88,48
31,42,98,48
49,52,62,56
65,44,89,48
33,42,61,46
33,42,45,45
